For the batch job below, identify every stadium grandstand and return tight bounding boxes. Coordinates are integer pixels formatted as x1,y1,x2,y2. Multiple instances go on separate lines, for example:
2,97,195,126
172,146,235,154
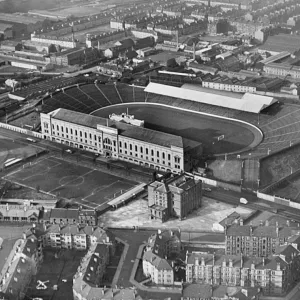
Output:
8,77,86,101
36,80,300,190
41,83,147,115
144,82,277,113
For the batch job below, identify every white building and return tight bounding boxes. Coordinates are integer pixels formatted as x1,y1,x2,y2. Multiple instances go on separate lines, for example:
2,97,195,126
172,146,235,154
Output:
41,108,184,173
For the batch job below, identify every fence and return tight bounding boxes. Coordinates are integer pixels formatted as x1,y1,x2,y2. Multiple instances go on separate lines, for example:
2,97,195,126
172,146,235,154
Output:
0,121,43,138
257,191,300,210
192,173,242,192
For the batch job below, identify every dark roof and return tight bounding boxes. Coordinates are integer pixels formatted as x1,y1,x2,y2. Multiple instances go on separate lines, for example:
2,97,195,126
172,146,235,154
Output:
219,212,240,227
50,208,79,220
50,108,183,149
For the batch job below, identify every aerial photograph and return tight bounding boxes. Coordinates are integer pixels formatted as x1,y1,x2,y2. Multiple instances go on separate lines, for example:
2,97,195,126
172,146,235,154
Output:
1,0,300,299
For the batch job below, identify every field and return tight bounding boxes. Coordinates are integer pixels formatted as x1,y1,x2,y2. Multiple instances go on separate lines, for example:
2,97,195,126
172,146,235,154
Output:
272,176,300,202
207,159,242,183
4,156,137,210
26,249,85,300
92,103,259,155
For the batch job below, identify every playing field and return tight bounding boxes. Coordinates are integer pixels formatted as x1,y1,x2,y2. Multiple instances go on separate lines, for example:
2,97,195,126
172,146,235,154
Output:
92,103,261,155
4,156,137,210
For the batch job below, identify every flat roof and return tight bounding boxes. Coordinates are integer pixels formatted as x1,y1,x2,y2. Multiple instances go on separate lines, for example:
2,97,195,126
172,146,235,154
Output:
49,108,183,149
144,82,276,113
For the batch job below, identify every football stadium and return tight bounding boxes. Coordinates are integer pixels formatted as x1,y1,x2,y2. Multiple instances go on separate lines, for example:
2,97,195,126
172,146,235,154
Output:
7,77,300,200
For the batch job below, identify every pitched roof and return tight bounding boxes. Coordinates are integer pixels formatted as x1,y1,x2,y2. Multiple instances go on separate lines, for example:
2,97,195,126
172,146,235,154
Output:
143,251,173,270
49,108,183,149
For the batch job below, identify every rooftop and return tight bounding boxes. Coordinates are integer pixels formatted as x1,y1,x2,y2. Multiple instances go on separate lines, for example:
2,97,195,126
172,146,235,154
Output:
49,108,183,149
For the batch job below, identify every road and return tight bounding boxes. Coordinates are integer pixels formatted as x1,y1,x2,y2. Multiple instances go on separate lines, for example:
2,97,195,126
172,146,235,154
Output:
1,126,300,223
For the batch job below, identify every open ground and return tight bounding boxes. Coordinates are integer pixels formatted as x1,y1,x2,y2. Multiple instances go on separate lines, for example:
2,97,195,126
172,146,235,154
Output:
272,176,300,202
3,156,138,210
92,103,260,155
98,197,253,231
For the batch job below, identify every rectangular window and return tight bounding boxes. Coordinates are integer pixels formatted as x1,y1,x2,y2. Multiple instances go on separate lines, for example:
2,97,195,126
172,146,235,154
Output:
130,144,132,150
146,148,148,155
57,125,59,131
140,146,143,153
71,128,73,134
85,132,87,138
44,122,48,129
80,131,82,137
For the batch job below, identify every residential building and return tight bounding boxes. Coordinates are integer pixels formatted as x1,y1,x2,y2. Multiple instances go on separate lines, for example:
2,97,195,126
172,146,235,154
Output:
0,204,40,223
225,220,300,257
186,244,300,295
73,242,139,300
42,224,115,252
0,228,43,300
41,108,184,174
142,229,181,285
148,173,202,222
47,208,97,225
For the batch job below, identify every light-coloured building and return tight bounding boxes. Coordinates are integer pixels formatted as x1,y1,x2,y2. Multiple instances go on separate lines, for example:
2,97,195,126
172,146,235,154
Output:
148,173,202,222
142,229,181,285
186,244,300,296
41,108,184,174
0,228,43,300
202,80,257,93
0,204,40,223
42,223,115,251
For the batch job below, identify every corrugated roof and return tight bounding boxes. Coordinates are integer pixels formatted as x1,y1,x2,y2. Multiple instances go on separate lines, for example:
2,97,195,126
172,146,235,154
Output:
50,108,183,149
145,82,276,113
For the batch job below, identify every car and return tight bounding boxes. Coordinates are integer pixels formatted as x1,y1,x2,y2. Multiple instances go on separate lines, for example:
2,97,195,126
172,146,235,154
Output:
203,188,212,192
26,137,37,143
65,149,74,154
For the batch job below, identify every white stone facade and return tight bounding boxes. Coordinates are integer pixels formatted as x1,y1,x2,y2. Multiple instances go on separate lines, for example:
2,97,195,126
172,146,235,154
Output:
41,109,184,173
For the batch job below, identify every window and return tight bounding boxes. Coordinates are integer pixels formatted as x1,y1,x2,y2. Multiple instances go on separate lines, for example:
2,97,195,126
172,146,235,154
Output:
61,126,64,132
146,148,148,155
80,131,82,137
140,146,143,153
89,133,92,139
85,132,87,138
119,141,122,147
124,142,127,149
151,149,154,156
57,125,59,131
157,151,159,157
44,122,48,129
130,144,132,150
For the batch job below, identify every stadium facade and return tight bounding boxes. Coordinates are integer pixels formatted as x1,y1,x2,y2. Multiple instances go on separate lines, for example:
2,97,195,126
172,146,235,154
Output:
41,108,184,173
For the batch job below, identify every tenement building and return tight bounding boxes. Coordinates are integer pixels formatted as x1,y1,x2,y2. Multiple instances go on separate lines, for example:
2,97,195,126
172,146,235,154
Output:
225,220,300,257
186,244,300,296
148,173,202,222
41,108,184,173
142,229,181,285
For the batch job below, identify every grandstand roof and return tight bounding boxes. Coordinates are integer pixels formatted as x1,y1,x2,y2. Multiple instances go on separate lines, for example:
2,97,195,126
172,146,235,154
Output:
50,108,183,149
144,82,277,113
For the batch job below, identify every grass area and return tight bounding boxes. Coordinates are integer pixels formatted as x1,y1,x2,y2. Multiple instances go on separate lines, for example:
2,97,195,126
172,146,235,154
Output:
207,159,242,183
272,177,300,202
135,260,148,283
26,248,86,300
5,156,137,209
2,181,55,200
260,144,300,187
92,103,257,155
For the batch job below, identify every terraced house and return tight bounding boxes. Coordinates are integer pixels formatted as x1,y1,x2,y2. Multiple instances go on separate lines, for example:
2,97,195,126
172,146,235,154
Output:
186,244,300,296
225,220,300,257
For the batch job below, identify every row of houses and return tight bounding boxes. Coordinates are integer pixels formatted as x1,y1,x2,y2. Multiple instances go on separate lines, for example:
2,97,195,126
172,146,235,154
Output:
0,205,97,225
143,223,300,296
